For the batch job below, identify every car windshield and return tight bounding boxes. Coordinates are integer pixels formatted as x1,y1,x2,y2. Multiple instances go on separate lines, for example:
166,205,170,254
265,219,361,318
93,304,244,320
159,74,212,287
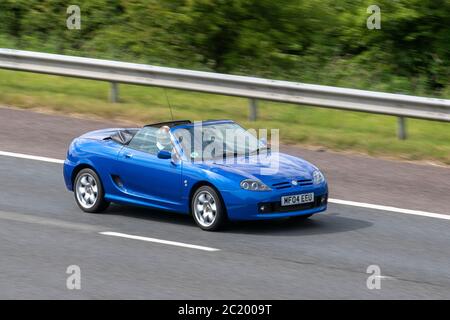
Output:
172,122,266,161
128,125,174,155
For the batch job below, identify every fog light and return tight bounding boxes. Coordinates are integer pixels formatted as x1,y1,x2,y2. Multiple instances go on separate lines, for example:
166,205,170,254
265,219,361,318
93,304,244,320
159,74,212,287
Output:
259,204,271,213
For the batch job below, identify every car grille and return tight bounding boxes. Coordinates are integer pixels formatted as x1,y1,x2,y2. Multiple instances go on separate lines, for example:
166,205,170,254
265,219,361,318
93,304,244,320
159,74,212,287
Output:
271,179,313,190
258,194,327,214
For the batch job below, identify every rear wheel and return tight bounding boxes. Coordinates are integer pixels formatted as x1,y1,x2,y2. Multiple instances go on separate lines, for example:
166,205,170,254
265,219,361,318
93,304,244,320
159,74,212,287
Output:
74,168,109,213
191,186,227,231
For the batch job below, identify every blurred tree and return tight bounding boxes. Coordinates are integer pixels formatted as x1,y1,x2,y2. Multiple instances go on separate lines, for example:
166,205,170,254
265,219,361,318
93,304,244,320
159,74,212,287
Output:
0,0,448,95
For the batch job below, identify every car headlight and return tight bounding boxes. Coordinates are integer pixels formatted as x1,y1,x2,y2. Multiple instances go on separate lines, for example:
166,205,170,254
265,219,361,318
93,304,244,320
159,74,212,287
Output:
313,170,325,184
240,179,271,191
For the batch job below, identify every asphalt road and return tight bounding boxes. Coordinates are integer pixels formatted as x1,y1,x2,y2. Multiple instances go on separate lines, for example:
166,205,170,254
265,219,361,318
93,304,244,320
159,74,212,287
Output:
0,107,449,299
1,106,449,214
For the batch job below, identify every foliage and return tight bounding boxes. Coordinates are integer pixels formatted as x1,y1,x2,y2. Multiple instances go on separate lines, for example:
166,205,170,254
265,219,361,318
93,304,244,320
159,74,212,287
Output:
0,0,449,95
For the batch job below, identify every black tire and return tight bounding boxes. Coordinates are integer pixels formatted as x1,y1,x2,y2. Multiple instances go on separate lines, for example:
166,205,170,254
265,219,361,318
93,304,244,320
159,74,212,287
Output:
191,185,227,231
74,168,110,213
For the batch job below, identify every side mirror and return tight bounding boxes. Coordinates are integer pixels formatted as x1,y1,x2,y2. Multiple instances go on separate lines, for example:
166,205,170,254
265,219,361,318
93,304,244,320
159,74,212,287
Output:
157,149,171,159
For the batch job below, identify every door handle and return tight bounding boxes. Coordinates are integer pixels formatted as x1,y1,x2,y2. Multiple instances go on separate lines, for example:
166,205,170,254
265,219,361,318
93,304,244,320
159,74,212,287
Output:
124,153,133,159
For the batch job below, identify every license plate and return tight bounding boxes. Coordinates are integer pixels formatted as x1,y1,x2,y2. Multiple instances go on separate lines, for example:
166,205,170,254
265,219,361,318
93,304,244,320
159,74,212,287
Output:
281,193,314,206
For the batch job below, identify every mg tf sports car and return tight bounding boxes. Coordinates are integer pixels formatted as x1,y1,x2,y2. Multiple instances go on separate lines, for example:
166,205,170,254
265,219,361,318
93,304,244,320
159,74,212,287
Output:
63,120,328,231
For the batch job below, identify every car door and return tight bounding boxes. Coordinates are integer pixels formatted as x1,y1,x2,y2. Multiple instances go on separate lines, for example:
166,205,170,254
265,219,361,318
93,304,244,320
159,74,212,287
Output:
114,126,182,210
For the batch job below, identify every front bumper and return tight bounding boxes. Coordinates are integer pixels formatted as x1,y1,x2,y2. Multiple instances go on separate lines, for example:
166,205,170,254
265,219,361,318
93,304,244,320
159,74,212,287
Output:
221,182,328,221
63,159,76,191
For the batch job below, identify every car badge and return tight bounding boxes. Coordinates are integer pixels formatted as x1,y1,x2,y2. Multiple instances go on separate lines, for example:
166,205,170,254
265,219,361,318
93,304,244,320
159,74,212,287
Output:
291,180,298,186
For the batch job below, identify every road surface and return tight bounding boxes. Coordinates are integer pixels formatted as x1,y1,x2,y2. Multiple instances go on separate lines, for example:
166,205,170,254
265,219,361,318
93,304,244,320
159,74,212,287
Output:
0,107,449,299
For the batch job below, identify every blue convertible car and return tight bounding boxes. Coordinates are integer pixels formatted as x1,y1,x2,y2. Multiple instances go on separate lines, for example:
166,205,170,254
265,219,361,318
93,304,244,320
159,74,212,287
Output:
64,120,328,231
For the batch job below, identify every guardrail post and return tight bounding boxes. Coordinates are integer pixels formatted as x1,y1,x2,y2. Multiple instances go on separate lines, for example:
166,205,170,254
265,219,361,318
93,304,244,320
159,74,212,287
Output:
249,98,258,121
397,116,407,140
110,82,119,103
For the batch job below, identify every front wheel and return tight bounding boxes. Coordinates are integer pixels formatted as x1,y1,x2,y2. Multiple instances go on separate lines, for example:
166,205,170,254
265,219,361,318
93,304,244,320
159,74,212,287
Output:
74,168,110,213
191,186,227,231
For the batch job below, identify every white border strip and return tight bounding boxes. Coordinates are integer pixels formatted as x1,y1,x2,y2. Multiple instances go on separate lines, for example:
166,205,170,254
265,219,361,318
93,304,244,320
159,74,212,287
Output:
100,231,220,252
329,198,450,220
0,150,64,164
1,150,449,221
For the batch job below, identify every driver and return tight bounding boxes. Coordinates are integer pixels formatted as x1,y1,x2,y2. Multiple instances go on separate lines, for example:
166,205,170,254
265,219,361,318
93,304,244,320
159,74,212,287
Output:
156,125,172,151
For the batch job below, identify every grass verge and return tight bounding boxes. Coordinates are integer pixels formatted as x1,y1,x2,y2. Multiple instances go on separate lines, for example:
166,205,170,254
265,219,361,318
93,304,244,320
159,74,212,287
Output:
0,69,449,164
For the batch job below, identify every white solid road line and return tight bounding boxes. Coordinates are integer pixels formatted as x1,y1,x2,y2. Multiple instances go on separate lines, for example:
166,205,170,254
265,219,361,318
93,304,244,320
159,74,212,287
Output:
0,210,102,232
329,198,450,220
100,231,220,252
1,150,449,221
0,150,64,164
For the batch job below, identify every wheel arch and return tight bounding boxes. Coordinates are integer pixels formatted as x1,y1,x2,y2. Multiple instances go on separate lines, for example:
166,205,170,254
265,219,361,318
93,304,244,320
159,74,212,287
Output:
189,181,227,216
71,163,98,186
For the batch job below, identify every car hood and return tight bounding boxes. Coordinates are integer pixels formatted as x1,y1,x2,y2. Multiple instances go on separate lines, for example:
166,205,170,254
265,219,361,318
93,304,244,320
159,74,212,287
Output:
198,152,317,185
